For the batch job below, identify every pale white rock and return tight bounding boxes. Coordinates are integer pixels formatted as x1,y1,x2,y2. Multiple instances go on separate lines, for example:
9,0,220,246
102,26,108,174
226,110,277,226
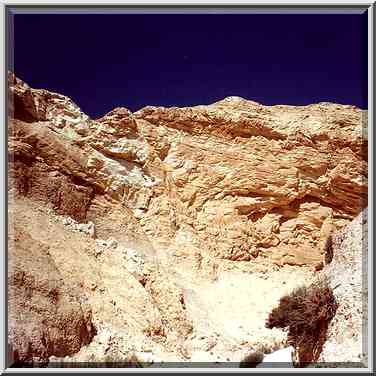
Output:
257,346,295,368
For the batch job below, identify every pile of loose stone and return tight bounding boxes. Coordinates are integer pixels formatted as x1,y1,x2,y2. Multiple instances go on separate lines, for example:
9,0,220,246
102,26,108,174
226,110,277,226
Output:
60,216,96,238
53,212,147,280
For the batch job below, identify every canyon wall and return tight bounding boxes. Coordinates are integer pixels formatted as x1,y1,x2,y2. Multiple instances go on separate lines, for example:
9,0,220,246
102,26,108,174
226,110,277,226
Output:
7,72,368,365
8,72,367,268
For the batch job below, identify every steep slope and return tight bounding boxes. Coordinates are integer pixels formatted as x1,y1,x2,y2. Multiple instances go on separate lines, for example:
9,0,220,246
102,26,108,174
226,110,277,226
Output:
8,221,95,365
7,72,368,366
8,72,367,268
134,99,367,266
318,208,368,366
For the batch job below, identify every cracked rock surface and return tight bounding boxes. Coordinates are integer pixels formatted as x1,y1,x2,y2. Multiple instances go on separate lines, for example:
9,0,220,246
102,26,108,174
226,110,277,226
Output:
8,73,367,367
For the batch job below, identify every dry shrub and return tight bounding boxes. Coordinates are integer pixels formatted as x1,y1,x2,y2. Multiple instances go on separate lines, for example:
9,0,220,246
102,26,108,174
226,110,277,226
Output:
265,279,338,366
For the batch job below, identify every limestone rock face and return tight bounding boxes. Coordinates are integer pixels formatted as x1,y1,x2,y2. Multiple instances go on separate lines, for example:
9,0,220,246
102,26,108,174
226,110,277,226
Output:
134,99,367,265
8,196,192,366
8,224,95,364
7,73,368,366
8,73,367,267
96,107,138,135
318,209,368,366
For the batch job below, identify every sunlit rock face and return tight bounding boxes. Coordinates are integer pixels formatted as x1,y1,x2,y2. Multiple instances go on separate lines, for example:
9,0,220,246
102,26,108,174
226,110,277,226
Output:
7,73,367,366
8,224,96,364
133,97,367,266
318,208,368,365
8,73,367,268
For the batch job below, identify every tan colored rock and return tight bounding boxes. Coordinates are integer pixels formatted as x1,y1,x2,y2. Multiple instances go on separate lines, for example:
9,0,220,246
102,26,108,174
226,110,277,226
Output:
9,196,196,362
8,72,91,131
8,224,95,365
134,100,366,266
7,73,368,366
144,270,194,347
96,107,138,135
8,73,367,268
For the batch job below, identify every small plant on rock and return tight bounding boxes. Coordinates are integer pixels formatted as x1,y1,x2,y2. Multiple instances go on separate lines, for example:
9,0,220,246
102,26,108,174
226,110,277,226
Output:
265,278,338,366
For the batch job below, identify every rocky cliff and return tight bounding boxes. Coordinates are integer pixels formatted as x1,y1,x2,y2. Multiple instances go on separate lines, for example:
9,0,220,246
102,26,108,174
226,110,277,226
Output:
7,72,368,367
318,208,368,366
8,72,367,266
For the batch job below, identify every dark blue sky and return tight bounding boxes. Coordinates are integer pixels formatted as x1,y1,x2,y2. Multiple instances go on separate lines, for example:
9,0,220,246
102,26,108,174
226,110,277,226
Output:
12,13,368,118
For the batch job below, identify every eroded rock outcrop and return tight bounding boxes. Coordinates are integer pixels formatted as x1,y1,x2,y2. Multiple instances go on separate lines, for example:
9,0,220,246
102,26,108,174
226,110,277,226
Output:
8,73,367,269
7,73,368,366
318,208,368,366
134,99,367,265
8,224,95,365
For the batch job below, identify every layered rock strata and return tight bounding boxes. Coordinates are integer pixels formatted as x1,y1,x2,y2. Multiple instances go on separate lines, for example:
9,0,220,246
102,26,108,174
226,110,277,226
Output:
7,72,368,365
8,72,367,267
